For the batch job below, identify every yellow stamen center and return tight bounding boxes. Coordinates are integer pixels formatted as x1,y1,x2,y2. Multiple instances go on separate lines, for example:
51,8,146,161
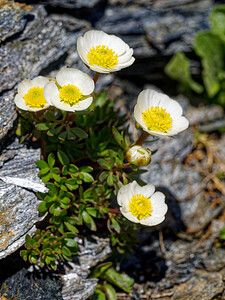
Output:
129,194,153,220
24,87,46,108
142,106,172,133
59,84,82,106
87,45,118,69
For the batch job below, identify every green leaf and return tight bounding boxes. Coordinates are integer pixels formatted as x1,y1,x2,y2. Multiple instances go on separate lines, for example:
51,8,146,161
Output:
64,238,77,248
68,164,79,173
94,91,107,108
92,289,106,300
36,123,51,131
29,255,38,264
79,166,93,173
38,201,49,213
64,222,79,233
210,5,225,41
48,153,55,169
72,127,88,139
97,159,111,170
112,127,126,149
91,262,113,278
62,246,72,257
194,31,224,97
102,268,134,293
86,207,102,218
219,226,225,240
57,150,70,166
81,172,94,183
82,210,97,231
36,160,49,169
107,172,114,186
58,131,67,141
165,52,203,94
99,171,109,182
111,218,121,233
102,284,117,300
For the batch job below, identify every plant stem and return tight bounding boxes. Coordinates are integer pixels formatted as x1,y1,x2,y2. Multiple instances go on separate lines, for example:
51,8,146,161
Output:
39,135,47,161
93,72,101,84
108,208,120,214
135,131,149,145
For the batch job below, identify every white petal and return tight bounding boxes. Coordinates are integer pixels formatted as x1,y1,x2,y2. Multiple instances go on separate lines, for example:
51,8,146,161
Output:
71,97,93,111
14,94,28,110
168,116,189,135
140,216,165,226
17,79,34,97
117,56,135,68
139,183,155,198
117,181,137,207
163,99,183,120
77,36,89,64
108,35,126,55
56,68,94,95
134,104,147,130
82,30,110,50
150,192,168,218
72,73,94,95
44,82,60,106
32,76,50,88
120,210,140,224
137,89,161,110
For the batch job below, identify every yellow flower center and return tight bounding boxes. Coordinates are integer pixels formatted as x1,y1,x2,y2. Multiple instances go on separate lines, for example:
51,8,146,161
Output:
59,84,82,106
23,87,46,108
142,106,172,133
87,45,118,69
129,194,153,220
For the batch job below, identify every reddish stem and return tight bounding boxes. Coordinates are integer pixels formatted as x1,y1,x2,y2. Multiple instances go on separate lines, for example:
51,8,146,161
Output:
135,131,149,145
93,72,101,84
108,208,120,214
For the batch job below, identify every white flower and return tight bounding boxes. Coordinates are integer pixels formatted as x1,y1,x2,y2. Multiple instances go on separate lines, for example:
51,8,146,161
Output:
44,68,94,112
14,76,50,112
126,145,151,167
134,89,189,137
77,30,135,73
117,181,167,226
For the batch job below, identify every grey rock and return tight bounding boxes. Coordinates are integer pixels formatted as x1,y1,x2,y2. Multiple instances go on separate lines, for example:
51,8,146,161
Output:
0,1,33,42
186,104,224,126
28,0,101,9
96,3,211,58
0,140,46,259
62,236,111,300
172,269,224,300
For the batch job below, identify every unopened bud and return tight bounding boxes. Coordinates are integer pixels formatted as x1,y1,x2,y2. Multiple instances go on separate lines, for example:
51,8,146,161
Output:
126,145,151,167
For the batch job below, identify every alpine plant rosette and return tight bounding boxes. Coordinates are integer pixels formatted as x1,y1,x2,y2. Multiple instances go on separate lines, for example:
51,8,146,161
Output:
44,68,95,112
134,89,189,137
14,76,50,112
117,181,168,226
77,30,135,73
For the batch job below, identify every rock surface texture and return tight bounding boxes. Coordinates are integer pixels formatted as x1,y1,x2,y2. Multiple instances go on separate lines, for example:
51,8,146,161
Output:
1,0,225,299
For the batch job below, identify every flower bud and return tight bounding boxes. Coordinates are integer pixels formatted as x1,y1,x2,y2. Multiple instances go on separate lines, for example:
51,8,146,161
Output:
126,145,151,167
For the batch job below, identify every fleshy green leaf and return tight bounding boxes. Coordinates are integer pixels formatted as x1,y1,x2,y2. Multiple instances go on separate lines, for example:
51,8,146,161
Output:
194,31,224,97
102,268,134,293
36,123,51,131
57,150,70,166
36,160,49,169
102,284,117,300
165,52,203,94
92,289,106,300
48,153,55,169
72,127,88,139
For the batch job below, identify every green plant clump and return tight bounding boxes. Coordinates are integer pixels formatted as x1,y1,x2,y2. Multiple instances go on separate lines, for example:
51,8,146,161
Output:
165,5,225,107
